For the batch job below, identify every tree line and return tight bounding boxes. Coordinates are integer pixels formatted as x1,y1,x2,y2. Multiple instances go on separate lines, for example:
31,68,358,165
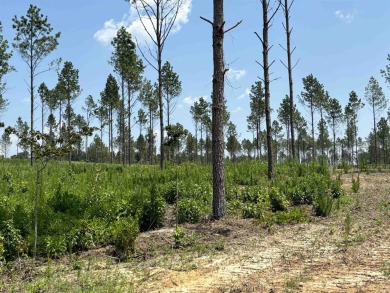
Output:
0,1,389,220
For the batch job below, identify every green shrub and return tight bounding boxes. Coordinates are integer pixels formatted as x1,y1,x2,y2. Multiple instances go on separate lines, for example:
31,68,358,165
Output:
44,235,67,258
110,217,139,259
139,183,166,231
351,174,360,193
176,198,210,223
1,220,25,261
313,190,334,217
159,181,178,204
273,207,309,224
269,187,289,211
12,204,30,238
0,233,4,261
173,226,195,248
49,187,85,217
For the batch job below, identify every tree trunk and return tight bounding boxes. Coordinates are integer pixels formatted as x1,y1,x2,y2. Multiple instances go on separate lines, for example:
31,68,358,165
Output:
68,98,72,163
127,83,132,165
211,0,226,219
373,103,377,166
333,118,336,167
311,104,315,161
282,0,295,159
261,0,274,180
121,76,125,165
30,46,34,166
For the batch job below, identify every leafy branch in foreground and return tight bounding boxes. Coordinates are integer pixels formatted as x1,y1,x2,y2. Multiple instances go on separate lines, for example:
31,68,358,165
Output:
3,125,94,258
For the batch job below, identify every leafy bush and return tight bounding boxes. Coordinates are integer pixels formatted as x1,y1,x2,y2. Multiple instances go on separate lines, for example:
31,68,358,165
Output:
139,183,166,231
176,198,210,223
110,217,139,259
351,174,360,193
1,221,25,261
44,235,67,258
159,181,178,204
269,187,289,211
313,190,334,217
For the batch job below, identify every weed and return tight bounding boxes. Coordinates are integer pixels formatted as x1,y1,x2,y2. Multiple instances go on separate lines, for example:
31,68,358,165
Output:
343,211,353,243
351,173,360,193
382,261,390,279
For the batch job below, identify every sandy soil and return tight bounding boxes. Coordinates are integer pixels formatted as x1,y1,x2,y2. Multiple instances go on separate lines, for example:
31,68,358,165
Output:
132,173,390,292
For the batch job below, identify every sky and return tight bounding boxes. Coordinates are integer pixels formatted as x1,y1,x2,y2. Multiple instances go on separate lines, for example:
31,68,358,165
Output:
0,0,389,156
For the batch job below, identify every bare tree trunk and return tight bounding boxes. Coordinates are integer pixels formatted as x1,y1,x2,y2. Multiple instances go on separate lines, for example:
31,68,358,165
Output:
211,0,226,219
30,50,34,166
201,0,241,219
121,76,125,165
373,103,377,166
280,0,296,159
257,0,280,180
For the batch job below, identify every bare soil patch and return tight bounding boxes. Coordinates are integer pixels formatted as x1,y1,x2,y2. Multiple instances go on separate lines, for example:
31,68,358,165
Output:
133,172,390,292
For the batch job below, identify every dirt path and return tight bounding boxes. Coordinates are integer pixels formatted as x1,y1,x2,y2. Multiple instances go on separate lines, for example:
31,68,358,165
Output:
134,173,390,292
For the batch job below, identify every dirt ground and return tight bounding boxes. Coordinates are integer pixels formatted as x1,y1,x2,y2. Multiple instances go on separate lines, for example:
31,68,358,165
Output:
131,172,390,292
2,172,390,292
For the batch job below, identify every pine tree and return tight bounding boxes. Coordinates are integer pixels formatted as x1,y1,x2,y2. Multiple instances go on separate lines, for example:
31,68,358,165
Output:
0,21,14,118
12,5,60,165
365,77,387,165
101,74,120,163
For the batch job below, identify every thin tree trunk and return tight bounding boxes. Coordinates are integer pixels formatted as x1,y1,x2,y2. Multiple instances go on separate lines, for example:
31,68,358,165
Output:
373,103,377,166
30,45,34,166
311,104,315,161
121,76,125,165
333,118,336,167
261,0,275,180
284,0,295,160
127,83,132,165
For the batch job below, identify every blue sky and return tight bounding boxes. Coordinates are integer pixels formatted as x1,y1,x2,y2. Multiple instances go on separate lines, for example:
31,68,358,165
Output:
1,0,389,155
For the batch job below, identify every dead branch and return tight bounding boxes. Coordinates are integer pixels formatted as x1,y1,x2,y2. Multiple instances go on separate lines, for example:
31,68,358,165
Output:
200,16,213,26
224,20,243,34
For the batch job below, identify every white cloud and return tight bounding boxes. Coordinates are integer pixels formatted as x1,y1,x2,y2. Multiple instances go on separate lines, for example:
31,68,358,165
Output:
227,68,246,81
238,87,250,100
183,96,197,106
21,96,29,104
183,95,208,106
94,0,192,46
334,10,356,24
231,107,242,113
